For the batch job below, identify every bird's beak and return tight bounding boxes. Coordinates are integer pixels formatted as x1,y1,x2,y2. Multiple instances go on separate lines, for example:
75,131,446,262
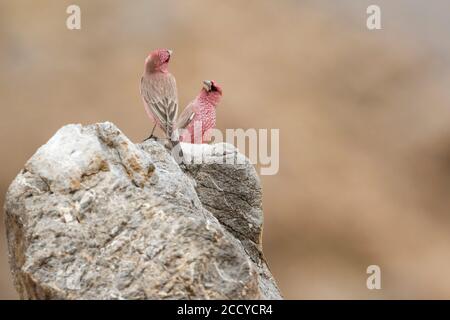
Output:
203,80,212,91
167,49,173,56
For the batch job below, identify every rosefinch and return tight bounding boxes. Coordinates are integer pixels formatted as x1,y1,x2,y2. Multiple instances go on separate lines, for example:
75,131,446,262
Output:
140,49,183,157
177,80,223,143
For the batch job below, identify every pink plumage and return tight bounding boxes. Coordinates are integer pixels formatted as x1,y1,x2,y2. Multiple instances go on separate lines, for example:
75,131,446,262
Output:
177,80,223,144
140,49,179,141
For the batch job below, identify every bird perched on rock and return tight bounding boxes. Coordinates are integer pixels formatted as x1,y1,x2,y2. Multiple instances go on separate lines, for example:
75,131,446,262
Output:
140,49,183,158
177,80,223,144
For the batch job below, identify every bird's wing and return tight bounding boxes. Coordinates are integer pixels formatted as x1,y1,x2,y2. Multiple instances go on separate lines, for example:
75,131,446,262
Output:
176,101,196,129
141,75,178,138
149,96,178,133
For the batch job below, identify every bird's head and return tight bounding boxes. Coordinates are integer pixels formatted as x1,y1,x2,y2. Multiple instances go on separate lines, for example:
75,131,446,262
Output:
201,80,223,105
145,49,173,73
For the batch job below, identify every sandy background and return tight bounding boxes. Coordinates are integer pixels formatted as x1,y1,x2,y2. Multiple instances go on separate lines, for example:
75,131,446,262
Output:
2,0,450,299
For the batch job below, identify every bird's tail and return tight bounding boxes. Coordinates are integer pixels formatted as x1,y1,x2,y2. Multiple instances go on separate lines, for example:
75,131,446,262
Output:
164,124,183,161
170,139,184,164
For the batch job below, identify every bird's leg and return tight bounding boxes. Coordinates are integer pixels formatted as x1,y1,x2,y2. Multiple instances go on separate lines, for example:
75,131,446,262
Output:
143,124,157,142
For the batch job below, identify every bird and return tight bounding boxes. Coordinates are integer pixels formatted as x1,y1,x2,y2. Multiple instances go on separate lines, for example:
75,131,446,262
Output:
140,48,183,158
177,80,223,144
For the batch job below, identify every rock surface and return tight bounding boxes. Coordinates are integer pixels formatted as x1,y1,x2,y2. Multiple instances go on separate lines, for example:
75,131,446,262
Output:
4,122,282,300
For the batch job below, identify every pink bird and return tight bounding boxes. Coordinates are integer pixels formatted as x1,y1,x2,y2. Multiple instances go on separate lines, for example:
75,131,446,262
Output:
140,49,180,149
177,80,223,144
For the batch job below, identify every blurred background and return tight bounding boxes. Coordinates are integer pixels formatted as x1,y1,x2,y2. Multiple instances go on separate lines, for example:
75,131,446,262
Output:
2,0,450,299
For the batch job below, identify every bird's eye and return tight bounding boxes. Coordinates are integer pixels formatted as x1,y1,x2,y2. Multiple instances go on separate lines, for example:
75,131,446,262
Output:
210,85,217,92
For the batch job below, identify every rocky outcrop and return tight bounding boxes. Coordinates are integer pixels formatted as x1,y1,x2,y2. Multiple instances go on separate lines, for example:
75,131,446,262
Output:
4,122,281,299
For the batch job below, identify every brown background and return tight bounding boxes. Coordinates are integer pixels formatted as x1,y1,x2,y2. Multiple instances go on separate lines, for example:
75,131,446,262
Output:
2,0,450,299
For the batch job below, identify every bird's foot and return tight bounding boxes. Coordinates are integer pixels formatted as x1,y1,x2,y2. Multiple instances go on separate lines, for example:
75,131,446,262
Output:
143,134,157,142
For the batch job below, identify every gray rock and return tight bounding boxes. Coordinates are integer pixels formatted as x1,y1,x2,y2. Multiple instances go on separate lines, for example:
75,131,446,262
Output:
4,122,282,300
